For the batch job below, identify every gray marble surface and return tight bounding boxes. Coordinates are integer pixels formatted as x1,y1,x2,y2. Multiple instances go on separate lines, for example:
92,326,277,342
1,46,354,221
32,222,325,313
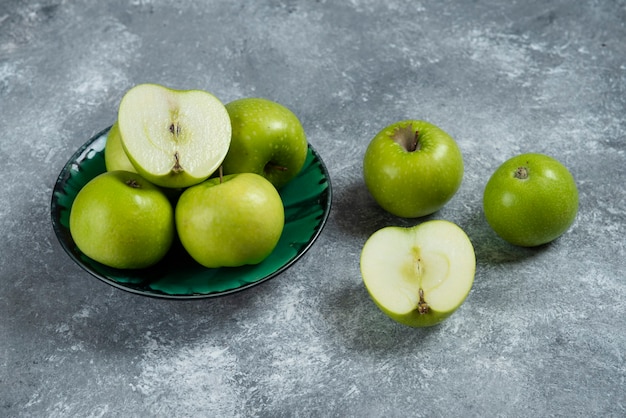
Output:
1,0,625,416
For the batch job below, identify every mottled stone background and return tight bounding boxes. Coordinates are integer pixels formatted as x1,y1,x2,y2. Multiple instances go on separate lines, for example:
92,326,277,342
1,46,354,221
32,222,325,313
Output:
1,0,625,416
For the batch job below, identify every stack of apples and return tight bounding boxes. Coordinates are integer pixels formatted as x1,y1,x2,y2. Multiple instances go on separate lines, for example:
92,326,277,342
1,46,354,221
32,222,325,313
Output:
69,84,309,270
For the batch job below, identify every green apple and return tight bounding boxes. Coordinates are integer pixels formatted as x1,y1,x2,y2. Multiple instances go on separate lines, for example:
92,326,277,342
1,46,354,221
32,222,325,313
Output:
104,121,137,173
483,153,579,247
363,120,464,218
69,170,175,269
175,172,285,268
221,97,308,189
117,83,231,188
360,220,475,327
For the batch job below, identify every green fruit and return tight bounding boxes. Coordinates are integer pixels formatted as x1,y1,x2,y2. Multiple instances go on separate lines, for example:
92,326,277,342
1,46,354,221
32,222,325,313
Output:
175,172,285,268
360,220,476,327
69,171,175,269
222,97,308,189
483,153,579,247
363,120,464,218
104,121,137,173
118,83,231,188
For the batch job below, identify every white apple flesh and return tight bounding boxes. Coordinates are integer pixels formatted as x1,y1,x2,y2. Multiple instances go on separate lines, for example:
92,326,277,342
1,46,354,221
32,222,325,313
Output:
118,83,231,188
360,220,475,327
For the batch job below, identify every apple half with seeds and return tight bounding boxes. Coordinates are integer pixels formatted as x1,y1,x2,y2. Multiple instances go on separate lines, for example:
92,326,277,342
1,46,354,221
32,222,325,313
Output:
360,220,475,327
117,83,232,188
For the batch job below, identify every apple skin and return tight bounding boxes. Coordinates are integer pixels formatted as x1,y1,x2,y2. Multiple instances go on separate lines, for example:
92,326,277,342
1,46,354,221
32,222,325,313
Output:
175,172,285,268
363,120,464,218
360,220,476,327
483,153,579,247
69,171,175,269
221,98,308,189
104,122,137,173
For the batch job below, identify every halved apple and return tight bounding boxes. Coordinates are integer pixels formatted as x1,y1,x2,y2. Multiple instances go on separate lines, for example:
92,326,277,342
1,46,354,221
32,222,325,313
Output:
117,83,231,188
360,220,476,327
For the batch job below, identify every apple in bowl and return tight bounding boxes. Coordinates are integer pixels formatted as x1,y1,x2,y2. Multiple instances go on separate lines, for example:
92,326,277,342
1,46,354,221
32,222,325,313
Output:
117,83,232,189
175,172,285,268
69,170,175,269
222,97,308,189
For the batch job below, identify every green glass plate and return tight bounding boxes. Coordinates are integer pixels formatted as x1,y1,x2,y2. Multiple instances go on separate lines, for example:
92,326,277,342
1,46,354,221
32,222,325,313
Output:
51,126,332,299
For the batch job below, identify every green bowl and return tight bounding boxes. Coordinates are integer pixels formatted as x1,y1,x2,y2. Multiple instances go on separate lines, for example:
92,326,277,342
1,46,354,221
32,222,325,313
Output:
51,126,332,299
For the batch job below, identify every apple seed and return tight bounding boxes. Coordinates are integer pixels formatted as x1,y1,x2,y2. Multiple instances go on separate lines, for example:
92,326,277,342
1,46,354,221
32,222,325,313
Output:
413,255,429,314
169,122,181,136
391,124,421,152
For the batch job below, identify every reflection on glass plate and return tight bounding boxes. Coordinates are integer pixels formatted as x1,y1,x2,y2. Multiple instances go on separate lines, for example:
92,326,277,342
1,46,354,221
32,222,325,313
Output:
51,126,332,299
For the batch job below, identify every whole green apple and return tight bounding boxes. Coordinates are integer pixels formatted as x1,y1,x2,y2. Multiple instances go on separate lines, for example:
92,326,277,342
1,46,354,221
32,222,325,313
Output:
483,153,578,247
221,97,308,189
363,120,464,218
360,220,476,327
69,170,175,269
118,83,231,189
104,121,137,173
175,172,285,268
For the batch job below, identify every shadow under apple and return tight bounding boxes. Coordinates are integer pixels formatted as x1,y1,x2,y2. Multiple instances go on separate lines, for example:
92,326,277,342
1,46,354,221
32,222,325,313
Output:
465,209,552,268
330,178,438,244
318,280,441,355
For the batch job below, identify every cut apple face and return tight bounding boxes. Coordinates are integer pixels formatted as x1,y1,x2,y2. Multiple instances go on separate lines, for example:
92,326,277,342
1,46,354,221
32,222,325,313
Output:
360,220,476,327
118,83,232,188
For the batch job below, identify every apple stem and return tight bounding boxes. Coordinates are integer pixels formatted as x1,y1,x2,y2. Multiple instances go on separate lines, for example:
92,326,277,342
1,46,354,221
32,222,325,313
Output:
417,288,429,314
172,152,184,174
411,130,420,152
125,179,141,189
515,166,529,180
391,124,421,152
219,165,224,184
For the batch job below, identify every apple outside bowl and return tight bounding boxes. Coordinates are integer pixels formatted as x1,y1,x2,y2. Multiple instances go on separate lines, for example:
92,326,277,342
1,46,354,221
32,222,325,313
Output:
50,126,332,299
